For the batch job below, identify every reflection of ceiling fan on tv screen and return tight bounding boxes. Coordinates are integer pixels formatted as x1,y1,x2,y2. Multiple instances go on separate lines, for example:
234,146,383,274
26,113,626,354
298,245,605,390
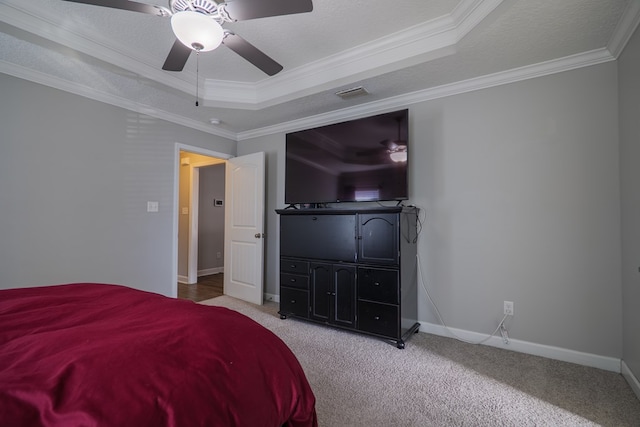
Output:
62,0,314,75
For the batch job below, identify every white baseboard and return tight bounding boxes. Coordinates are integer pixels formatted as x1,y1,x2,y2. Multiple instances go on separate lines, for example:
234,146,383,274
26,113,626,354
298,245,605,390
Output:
419,321,621,373
264,292,280,303
178,269,222,284
621,360,640,400
198,267,223,276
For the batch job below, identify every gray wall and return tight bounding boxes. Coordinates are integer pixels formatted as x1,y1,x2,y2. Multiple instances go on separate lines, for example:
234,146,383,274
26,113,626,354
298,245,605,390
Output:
238,61,623,359
619,26,640,383
0,41,634,369
198,164,225,271
0,74,236,296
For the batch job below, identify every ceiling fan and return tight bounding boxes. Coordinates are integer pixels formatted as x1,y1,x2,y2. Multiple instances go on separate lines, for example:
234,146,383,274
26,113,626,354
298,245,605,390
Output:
381,116,407,162
62,0,314,75
356,116,407,164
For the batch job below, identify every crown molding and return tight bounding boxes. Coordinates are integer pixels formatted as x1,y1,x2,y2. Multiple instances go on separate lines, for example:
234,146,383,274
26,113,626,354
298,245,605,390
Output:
0,1,195,94
1,0,502,111
607,0,640,58
237,47,615,141
0,60,236,139
3,0,635,142
203,0,504,109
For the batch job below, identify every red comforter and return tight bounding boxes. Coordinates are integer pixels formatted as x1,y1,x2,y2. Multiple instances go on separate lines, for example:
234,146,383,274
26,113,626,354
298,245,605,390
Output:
0,283,317,427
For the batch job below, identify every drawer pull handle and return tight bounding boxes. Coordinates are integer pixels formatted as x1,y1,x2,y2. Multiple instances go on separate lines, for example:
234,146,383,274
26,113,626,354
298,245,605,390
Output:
374,316,381,321
290,279,297,282
374,282,380,286
290,300,296,303
290,265,296,268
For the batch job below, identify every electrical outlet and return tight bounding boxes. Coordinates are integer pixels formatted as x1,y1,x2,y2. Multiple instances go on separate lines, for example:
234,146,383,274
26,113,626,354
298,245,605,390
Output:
504,301,514,316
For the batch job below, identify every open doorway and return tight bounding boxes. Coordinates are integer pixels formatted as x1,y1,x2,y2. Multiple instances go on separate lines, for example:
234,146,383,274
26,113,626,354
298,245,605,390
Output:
175,145,231,302
172,144,266,304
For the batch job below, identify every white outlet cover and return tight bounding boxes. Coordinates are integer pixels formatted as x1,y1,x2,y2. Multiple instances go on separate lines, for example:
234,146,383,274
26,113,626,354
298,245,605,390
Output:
147,201,159,212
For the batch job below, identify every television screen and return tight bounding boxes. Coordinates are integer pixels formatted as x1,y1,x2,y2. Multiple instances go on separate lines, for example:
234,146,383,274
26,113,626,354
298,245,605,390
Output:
285,109,409,205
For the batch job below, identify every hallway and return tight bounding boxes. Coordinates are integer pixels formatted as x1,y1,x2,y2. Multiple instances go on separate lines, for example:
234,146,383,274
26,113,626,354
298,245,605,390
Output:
178,274,223,302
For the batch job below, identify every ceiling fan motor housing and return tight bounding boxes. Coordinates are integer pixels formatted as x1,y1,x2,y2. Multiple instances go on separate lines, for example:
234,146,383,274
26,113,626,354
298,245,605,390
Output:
170,0,219,15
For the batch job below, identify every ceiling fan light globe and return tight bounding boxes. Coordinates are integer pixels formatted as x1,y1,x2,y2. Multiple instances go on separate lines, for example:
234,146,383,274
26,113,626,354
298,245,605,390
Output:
389,150,407,163
171,11,224,52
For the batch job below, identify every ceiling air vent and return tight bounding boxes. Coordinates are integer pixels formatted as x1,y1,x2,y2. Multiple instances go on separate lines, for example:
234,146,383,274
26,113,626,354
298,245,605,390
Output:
335,86,369,100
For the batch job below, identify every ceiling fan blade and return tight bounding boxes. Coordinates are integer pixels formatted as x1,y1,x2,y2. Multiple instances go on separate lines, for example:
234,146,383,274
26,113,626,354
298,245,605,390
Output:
222,0,313,21
62,0,169,16
162,40,192,71
222,33,283,76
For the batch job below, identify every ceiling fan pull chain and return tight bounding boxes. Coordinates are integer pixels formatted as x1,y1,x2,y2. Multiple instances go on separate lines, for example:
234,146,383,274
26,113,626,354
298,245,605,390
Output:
195,49,200,107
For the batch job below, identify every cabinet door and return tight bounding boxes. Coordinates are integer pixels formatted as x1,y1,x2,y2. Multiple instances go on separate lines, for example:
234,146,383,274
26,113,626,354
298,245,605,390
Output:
310,262,331,322
281,215,356,262
358,213,398,265
310,262,356,328
333,264,357,328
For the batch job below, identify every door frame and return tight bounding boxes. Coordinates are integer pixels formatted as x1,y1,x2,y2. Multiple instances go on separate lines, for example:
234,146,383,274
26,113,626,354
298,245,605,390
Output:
172,143,232,298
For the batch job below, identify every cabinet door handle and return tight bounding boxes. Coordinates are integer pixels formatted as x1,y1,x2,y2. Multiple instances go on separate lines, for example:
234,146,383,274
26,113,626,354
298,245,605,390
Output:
374,282,380,286
290,299,296,304
374,316,381,321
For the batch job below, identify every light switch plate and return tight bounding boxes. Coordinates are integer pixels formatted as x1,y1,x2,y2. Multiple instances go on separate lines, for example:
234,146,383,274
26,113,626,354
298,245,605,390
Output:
147,201,159,212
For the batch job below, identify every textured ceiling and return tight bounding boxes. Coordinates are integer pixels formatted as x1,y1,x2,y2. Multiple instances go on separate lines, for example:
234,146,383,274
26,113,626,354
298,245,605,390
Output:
1,0,639,140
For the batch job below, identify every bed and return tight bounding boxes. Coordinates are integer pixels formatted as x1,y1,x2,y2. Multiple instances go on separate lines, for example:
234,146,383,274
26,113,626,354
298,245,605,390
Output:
0,283,317,427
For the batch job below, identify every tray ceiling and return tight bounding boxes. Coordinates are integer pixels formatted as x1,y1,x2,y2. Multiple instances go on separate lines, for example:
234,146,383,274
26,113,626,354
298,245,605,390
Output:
1,0,639,140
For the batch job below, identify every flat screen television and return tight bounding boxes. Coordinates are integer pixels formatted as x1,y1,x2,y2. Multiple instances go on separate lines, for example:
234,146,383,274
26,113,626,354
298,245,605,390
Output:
285,109,409,206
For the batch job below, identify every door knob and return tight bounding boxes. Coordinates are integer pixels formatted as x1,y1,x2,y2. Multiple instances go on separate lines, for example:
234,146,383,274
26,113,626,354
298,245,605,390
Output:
254,233,264,238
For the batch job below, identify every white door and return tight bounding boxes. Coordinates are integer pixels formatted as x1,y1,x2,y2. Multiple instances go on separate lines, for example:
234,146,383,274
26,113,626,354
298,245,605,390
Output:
223,152,265,305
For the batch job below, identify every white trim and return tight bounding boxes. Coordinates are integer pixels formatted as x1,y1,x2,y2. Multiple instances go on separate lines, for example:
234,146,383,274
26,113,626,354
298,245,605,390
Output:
198,268,224,276
187,166,200,285
0,61,236,140
178,270,224,284
0,0,502,110
265,292,280,303
419,321,621,373
607,0,640,58
0,1,195,94
621,361,640,400
237,48,615,140
204,0,505,109
3,0,638,141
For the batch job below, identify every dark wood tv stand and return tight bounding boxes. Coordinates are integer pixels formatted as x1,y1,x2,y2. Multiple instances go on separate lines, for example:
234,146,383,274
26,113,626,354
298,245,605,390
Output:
276,206,420,348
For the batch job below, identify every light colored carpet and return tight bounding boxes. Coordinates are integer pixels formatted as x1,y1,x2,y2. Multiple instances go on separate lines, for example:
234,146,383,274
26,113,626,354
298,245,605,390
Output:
200,296,640,427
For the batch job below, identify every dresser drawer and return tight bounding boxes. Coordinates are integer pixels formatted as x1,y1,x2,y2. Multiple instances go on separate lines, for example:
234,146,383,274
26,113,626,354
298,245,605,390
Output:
357,267,399,304
357,301,399,339
280,259,309,275
280,287,309,318
280,273,309,290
